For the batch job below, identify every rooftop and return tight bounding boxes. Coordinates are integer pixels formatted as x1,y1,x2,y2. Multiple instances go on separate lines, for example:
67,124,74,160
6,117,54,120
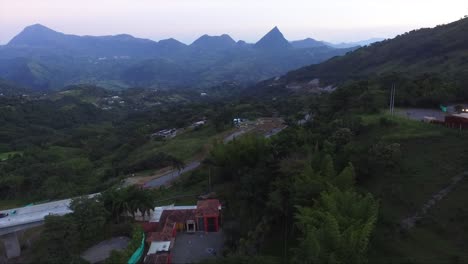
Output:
451,113,468,119
196,199,221,217
144,253,170,264
147,241,171,255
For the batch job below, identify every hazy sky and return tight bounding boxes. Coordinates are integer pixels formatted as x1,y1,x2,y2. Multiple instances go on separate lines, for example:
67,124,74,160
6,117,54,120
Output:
1,0,467,44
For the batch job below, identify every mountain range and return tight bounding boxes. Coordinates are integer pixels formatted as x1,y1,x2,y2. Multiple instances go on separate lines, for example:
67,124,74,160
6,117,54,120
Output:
0,24,381,90
281,17,468,85
251,17,468,106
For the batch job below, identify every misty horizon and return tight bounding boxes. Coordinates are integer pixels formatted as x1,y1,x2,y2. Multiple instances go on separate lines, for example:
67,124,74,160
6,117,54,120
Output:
1,0,467,45
4,23,388,46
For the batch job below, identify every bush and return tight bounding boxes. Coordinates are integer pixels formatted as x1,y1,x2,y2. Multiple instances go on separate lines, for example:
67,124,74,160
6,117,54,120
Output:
105,225,144,264
368,142,402,169
379,117,398,127
330,127,354,146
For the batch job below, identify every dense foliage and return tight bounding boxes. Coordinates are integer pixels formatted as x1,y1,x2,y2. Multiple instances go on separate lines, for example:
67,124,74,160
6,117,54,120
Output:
30,187,153,263
205,125,379,263
0,86,229,200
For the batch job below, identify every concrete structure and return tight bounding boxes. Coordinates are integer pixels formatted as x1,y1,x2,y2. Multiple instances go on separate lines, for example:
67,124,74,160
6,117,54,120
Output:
171,232,223,264
445,113,468,129
143,200,222,264
191,120,206,129
0,194,97,258
151,128,177,139
0,232,21,259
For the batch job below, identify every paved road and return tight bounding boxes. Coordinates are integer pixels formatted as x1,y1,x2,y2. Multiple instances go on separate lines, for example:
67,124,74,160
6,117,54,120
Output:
143,161,201,188
223,129,250,143
171,232,223,264
396,108,446,121
143,128,258,189
0,194,98,235
1,125,287,232
1,161,202,230
81,236,130,264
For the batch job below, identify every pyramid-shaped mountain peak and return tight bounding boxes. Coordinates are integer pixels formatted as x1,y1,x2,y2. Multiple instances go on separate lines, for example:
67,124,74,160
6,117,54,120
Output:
24,24,55,32
8,24,63,46
255,26,291,51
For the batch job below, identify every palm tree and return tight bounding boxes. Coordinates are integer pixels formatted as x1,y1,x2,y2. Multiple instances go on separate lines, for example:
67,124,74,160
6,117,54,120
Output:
102,186,156,222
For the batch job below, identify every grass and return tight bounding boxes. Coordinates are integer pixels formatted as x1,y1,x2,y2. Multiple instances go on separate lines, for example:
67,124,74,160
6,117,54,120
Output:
127,125,219,164
153,167,211,206
0,151,22,161
0,199,26,210
360,113,444,140
358,113,468,263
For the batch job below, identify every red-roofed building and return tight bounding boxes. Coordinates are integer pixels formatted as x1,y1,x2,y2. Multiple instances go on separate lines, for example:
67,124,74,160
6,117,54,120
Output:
143,199,222,264
196,199,221,232
145,253,171,264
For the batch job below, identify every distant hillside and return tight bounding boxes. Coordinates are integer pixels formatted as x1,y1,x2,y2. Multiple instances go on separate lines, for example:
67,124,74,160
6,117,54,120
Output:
290,37,383,49
0,24,357,90
0,78,34,96
290,38,327,49
251,18,468,107
324,38,384,49
283,17,468,84
190,34,237,50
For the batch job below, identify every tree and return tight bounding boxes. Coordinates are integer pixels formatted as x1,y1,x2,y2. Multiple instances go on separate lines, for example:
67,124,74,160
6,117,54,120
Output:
101,187,155,222
321,154,336,178
293,188,379,264
125,186,156,219
101,188,129,223
32,215,83,264
169,155,185,178
70,196,109,248
333,163,356,190
330,128,353,146
292,164,327,206
368,142,401,170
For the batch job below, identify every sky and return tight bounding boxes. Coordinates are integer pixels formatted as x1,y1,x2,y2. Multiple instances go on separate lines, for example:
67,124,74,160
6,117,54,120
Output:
1,0,467,45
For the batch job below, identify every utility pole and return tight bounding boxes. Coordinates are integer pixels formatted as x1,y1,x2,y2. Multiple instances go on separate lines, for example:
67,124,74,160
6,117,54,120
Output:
389,83,396,115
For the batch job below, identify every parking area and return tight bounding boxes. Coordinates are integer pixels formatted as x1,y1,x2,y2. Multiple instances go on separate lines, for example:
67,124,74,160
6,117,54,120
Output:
171,232,223,264
81,236,130,264
396,108,446,121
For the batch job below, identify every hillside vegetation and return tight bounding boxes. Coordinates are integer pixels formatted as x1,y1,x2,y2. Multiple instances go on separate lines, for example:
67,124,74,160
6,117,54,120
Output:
286,17,468,84
254,17,468,107
0,25,355,90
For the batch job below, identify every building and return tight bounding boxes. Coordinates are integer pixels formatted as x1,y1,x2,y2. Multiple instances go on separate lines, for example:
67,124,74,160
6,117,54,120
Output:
191,120,206,129
143,200,222,264
445,113,468,129
152,128,177,139
233,118,245,127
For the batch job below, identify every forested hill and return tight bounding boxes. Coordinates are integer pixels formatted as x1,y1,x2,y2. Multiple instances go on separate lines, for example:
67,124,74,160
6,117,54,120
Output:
0,78,35,96
0,25,357,90
283,17,468,85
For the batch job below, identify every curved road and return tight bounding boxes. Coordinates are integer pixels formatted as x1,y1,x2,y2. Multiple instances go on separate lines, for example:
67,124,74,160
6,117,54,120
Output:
143,128,253,189
143,161,201,188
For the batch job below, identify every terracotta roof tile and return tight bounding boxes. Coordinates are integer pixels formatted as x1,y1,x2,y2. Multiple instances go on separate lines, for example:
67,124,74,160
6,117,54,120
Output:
196,199,221,217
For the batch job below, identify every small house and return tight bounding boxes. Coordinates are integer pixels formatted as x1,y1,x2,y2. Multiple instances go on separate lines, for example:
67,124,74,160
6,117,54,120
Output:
152,129,177,139
191,120,206,129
